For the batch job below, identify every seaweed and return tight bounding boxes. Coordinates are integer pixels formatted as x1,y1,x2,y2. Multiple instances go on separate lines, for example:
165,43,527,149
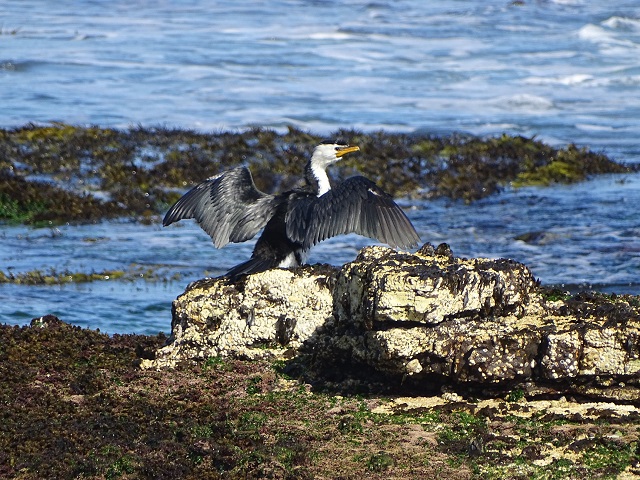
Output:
2,318,638,479
0,125,635,224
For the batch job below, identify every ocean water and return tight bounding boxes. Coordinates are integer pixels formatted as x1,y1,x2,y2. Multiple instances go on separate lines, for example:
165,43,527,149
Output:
1,0,639,334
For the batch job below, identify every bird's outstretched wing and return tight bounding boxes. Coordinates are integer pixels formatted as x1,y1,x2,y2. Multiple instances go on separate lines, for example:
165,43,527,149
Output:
286,176,420,250
163,166,279,248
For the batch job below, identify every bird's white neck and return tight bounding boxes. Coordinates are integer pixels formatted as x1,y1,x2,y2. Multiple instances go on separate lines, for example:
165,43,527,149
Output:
310,163,331,197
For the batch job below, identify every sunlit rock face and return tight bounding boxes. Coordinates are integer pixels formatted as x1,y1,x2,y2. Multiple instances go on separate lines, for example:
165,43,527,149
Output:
325,244,540,384
147,264,338,367
145,243,640,403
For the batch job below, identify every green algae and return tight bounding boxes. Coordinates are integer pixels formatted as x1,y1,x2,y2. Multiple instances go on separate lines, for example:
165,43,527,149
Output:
0,268,126,285
0,192,46,223
1,317,639,479
0,265,179,285
0,172,127,224
512,144,628,187
0,124,635,225
11,123,114,143
411,133,633,202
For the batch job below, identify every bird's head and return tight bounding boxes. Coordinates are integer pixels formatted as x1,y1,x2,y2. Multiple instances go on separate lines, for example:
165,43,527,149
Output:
310,144,360,169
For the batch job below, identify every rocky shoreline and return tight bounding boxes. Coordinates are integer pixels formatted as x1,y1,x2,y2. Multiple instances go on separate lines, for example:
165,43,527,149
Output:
148,244,640,405
2,312,640,479
2,125,640,478
1,124,634,226
3,251,640,479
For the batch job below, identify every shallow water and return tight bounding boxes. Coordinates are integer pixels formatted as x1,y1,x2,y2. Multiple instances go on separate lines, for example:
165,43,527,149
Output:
2,1,640,160
1,1,639,333
2,173,639,334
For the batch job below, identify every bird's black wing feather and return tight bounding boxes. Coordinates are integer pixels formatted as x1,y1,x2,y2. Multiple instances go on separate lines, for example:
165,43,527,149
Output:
287,176,420,250
283,193,316,246
163,166,279,248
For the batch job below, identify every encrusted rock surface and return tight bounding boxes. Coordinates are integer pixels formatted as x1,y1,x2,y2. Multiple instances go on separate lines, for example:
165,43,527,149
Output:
326,244,541,383
334,243,535,327
147,265,338,368
146,244,640,403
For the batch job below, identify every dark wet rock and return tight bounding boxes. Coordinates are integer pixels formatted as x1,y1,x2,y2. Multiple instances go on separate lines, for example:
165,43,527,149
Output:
148,244,640,403
514,230,562,245
30,313,65,328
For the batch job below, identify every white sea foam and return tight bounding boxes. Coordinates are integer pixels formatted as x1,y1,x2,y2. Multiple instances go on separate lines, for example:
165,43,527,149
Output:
578,23,638,49
602,16,640,31
307,31,354,41
578,24,615,43
523,74,594,86
1,0,639,160
575,123,615,132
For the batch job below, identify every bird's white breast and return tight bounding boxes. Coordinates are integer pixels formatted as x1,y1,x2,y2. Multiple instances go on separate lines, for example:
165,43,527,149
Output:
277,250,308,268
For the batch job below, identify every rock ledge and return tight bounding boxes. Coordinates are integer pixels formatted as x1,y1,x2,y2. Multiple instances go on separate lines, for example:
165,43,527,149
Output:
144,244,640,403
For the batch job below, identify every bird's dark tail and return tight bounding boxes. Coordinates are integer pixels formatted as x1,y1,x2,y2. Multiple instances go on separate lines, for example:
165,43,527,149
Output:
225,256,279,281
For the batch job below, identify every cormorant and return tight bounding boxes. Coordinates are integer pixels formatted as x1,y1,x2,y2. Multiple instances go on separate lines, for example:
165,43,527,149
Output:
163,143,420,279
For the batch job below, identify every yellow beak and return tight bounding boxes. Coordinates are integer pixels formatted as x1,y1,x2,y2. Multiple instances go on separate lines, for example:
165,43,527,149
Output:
335,145,360,158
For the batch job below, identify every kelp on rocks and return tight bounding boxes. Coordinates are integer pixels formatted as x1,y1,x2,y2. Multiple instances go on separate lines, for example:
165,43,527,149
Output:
0,124,634,224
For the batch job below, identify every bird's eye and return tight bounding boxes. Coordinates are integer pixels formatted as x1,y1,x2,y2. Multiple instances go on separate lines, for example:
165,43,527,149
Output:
334,146,340,151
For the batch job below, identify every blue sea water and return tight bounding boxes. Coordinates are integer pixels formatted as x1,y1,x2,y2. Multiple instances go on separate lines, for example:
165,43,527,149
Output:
1,0,639,334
